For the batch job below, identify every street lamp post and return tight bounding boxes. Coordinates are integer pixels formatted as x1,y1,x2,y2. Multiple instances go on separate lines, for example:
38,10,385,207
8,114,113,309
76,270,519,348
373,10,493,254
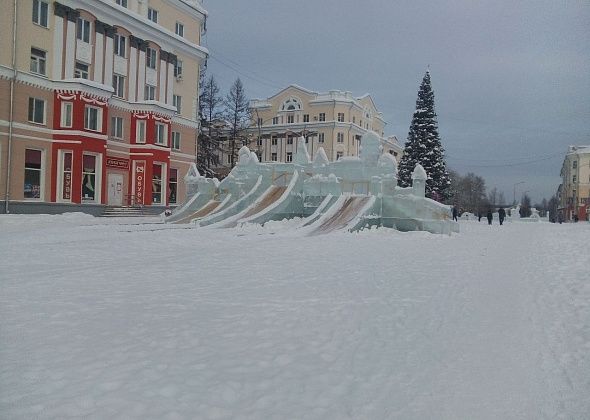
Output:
513,181,525,205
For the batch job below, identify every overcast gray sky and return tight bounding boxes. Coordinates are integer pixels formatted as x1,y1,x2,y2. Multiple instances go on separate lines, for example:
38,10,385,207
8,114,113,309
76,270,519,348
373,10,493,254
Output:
201,0,590,203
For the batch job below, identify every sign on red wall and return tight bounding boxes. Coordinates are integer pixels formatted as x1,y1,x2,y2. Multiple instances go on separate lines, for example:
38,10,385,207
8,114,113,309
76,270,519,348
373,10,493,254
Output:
62,173,71,200
106,157,130,170
134,161,146,205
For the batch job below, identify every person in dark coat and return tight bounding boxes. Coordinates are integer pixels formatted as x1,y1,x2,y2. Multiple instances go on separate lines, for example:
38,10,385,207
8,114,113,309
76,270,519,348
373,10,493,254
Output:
486,208,493,225
452,206,458,221
498,207,506,225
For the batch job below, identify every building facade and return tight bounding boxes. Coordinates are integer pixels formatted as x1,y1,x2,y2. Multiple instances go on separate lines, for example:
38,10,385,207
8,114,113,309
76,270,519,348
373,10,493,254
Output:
241,85,402,166
558,145,590,222
0,0,207,214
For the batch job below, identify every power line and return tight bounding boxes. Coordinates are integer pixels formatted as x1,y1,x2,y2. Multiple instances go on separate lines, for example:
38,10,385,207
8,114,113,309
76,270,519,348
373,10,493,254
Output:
446,152,563,168
203,36,284,90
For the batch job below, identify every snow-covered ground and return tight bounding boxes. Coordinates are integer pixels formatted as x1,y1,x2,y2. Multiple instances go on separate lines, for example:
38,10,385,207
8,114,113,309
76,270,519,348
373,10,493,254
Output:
1,215,588,419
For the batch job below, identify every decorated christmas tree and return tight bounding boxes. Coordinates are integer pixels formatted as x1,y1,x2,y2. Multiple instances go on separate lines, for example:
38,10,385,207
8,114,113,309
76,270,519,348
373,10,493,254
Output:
398,70,451,201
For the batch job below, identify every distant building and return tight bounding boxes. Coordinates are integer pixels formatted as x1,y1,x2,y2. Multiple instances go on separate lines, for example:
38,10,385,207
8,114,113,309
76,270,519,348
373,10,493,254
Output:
0,0,208,214
243,85,403,165
557,146,590,221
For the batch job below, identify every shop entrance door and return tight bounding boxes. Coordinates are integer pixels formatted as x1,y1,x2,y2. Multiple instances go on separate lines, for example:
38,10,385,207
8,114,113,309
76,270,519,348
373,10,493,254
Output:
108,174,123,206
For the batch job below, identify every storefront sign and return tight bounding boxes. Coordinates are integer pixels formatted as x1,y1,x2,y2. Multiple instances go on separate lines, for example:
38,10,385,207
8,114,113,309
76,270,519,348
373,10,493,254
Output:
134,161,146,205
106,157,130,170
62,172,71,200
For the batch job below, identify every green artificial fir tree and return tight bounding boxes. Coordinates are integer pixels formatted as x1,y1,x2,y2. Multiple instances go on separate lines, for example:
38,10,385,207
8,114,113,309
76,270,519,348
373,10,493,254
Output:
398,70,451,201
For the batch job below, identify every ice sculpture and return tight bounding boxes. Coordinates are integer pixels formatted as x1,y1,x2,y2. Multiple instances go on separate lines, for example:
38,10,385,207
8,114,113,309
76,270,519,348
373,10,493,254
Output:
169,131,458,234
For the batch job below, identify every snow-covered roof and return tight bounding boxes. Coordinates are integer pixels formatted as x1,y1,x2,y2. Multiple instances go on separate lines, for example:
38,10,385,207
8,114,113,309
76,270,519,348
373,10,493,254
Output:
179,0,208,16
567,145,590,155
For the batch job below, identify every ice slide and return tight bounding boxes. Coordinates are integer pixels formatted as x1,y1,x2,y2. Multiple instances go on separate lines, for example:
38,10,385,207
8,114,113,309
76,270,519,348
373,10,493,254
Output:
306,195,375,235
165,192,210,223
219,185,288,228
171,195,231,224
196,176,265,227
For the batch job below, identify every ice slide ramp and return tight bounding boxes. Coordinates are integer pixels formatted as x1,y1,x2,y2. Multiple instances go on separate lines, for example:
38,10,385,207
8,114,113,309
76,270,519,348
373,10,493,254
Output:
171,195,230,224
307,195,375,235
219,185,288,228
196,176,266,227
166,192,211,223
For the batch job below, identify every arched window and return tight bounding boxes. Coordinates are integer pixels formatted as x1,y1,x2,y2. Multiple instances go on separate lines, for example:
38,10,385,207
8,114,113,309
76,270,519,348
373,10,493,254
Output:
281,97,302,111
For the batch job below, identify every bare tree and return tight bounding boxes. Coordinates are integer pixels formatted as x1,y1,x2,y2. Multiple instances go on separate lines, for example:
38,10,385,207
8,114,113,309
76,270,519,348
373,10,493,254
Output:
197,71,223,176
224,78,250,168
520,193,532,217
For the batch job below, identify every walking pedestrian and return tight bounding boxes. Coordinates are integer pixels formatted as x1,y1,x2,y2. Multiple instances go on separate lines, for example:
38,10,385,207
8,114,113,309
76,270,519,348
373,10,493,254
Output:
487,208,493,225
452,206,458,222
498,207,506,225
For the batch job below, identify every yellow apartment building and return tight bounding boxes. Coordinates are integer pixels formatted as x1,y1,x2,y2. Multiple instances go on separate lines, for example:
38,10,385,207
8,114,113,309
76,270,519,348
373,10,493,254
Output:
0,0,207,214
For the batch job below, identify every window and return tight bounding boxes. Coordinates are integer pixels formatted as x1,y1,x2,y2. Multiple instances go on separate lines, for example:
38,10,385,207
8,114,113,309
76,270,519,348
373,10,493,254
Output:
61,102,73,128
287,115,294,124
155,123,167,145
113,74,125,98
175,22,184,37
319,113,325,122
227,155,234,165
28,98,45,124
173,95,182,113
115,0,127,7
174,59,183,78
353,116,356,124
61,151,72,201
271,137,278,146
144,84,156,101
146,48,157,69
24,149,42,199
318,133,324,143
32,0,48,28
271,153,277,161
84,106,102,131
169,168,178,204
257,117,263,126
572,161,577,169
136,120,146,143
77,18,91,43
75,62,89,79
337,132,344,143
256,138,262,146
147,8,158,23
303,114,309,123
336,151,343,160
82,154,97,201
573,175,577,183
30,48,47,75
286,152,293,162
337,113,344,122
171,131,181,150
287,136,293,145
114,34,126,57
111,116,123,139
272,117,278,125
152,163,163,203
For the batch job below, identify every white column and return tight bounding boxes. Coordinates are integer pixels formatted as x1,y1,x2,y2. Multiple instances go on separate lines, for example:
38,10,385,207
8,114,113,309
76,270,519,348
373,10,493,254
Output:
94,32,104,83
158,59,167,102
52,15,64,79
128,46,137,101
166,62,174,105
103,35,114,86
64,19,76,78
137,50,146,101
